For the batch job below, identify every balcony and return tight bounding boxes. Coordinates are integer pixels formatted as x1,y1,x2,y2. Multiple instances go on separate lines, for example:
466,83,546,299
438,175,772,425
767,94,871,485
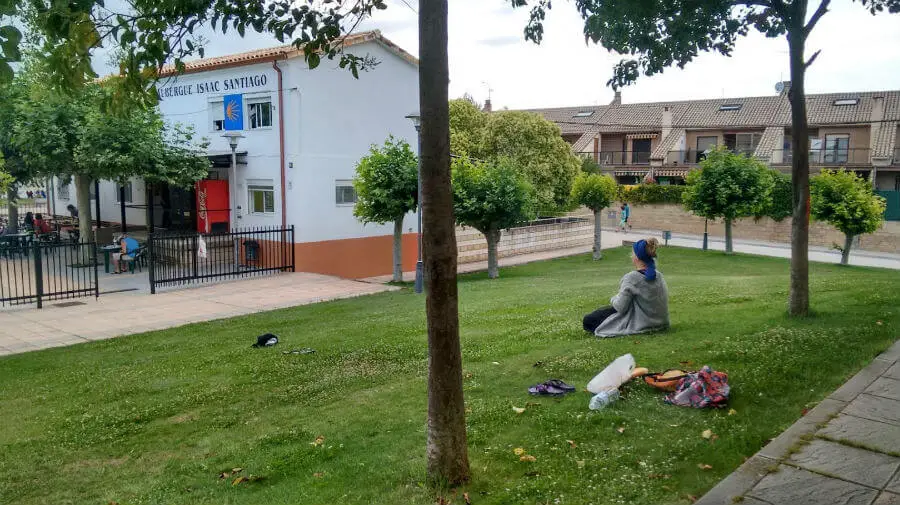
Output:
775,148,871,166
597,151,651,165
661,149,756,166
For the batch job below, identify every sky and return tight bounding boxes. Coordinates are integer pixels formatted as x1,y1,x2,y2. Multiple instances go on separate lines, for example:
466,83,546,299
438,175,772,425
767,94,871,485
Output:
102,0,900,110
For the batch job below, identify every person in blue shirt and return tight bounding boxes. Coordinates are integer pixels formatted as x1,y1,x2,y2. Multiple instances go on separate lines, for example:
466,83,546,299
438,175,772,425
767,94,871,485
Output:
112,235,141,274
617,203,632,232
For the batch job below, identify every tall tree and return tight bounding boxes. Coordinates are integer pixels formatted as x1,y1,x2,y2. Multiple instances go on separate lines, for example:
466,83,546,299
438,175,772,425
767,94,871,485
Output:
452,157,535,278
570,172,617,260
810,169,886,265
512,0,900,315
352,137,419,282
683,149,775,253
420,0,470,485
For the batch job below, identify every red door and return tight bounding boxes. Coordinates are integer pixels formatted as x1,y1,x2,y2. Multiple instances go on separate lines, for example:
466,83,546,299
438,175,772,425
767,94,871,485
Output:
196,180,230,233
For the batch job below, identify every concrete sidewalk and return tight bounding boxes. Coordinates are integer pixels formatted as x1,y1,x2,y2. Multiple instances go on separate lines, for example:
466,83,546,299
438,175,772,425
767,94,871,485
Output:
697,340,900,505
0,273,395,357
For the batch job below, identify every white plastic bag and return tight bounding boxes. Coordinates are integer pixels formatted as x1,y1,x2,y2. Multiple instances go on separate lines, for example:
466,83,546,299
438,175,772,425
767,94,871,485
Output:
586,354,636,394
197,235,208,260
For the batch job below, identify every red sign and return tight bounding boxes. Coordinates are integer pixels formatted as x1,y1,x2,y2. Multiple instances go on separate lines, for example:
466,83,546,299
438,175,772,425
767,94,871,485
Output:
196,180,230,233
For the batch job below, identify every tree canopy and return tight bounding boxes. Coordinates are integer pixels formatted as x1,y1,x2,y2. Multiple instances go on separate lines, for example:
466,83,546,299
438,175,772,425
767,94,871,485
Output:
353,136,418,226
811,169,886,264
571,172,617,213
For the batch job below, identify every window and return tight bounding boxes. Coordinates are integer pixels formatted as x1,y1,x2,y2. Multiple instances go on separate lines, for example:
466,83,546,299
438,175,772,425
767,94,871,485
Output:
719,104,742,111
57,180,70,200
695,136,718,163
824,134,850,163
210,101,224,131
833,98,859,106
248,184,275,214
248,101,273,129
725,132,762,154
572,111,594,118
335,180,357,205
117,182,133,203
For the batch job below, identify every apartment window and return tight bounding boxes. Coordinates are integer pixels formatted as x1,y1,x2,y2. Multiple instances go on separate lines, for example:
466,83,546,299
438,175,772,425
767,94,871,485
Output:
725,133,762,154
248,100,273,129
248,184,276,214
833,98,859,106
824,134,850,164
210,101,224,131
335,180,358,205
695,136,718,163
572,111,594,118
719,104,742,111
116,182,133,203
57,180,70,200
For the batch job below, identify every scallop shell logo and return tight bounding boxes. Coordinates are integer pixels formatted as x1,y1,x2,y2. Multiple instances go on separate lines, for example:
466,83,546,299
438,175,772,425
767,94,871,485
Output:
225,99,241,121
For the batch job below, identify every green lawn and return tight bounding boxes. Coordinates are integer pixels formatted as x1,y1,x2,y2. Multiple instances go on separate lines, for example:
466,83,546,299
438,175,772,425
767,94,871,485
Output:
1,247,898,505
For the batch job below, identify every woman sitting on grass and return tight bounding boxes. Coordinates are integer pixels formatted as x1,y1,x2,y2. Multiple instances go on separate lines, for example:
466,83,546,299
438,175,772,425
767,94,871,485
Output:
582,238,670,337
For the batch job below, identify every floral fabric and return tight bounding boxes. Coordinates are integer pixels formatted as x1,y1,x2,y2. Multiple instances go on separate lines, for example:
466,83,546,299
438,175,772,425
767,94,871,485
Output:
664,366,730,408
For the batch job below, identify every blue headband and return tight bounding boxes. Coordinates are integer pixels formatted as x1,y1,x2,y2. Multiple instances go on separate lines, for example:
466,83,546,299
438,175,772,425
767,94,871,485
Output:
633,240,657,281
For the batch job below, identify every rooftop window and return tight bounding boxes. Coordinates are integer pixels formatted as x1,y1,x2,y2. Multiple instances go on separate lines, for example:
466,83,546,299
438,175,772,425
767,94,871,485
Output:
573,111,594,118
719,104,742,111
833,98,859,106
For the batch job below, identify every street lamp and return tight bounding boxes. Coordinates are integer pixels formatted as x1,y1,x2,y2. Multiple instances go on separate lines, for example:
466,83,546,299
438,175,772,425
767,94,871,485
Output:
221,132,244,227
405,112,424,294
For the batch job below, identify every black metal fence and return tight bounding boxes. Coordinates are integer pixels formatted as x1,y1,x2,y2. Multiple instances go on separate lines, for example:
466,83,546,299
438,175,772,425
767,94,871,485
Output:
0,239,99,308
148,226,295,293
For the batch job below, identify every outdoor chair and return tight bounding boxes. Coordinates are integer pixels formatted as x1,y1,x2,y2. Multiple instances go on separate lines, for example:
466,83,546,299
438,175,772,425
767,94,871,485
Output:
124,246,148,274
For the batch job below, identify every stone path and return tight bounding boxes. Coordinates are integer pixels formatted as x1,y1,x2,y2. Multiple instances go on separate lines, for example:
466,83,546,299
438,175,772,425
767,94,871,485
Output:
696,340,900,505
0,273,395,357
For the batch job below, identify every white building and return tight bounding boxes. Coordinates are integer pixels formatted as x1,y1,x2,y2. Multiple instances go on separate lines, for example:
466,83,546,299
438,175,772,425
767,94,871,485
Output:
50,30,421,279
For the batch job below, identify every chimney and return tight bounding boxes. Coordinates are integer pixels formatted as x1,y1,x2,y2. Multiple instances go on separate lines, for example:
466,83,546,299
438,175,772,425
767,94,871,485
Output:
610,90,621,105
661,106,673,138
483,98,492,113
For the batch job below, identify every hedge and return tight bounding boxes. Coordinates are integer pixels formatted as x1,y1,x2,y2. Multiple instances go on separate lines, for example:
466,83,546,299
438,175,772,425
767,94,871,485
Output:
618,184,686,204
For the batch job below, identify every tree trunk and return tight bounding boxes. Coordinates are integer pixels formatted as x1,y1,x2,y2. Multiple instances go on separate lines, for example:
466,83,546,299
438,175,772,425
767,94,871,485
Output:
841,233,853,266
392,218,403,282
485,228,501,278
724,218,733,254
787,10,810,317
75,175,93,255
419,0,470,486
592,209,602,260
6,184,18,234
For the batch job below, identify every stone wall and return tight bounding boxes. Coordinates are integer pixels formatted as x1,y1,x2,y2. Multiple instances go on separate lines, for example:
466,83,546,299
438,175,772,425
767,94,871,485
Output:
457,218,594,264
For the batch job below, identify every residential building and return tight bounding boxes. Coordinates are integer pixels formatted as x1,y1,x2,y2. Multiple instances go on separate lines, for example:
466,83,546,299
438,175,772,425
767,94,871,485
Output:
527,83,900,195
49,30,421,278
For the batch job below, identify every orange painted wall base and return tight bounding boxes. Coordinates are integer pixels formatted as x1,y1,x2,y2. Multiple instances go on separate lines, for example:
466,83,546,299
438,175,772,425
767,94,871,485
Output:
294,233,419,279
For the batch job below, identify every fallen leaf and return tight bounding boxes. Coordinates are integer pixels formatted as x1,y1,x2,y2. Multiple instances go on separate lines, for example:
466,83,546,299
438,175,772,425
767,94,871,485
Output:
728,409,737,416
232,476,249,486
512,406,525,414
465,407,473,414
566,439,577,448
616,427,626,434
687,494,698,503
313,472,324,478
801,408,810,416
218,472,232,480
697,463,713,470
232,467,243,473
701,429,713,440
464,372,473,379
311,435,325,447
576,460,585,468
513,447,526,456
532,361,544,368
464,492,471,505
877,320,883,325
491,361,500,365
519,454,536,462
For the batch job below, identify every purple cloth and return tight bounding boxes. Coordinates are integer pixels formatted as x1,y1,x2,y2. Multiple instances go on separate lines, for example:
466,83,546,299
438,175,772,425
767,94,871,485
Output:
664,366,730,408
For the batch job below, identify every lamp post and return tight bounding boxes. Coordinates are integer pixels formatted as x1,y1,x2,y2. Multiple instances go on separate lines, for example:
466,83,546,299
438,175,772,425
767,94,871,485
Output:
703,218,709,251
405,112,424,294
222,132,244,229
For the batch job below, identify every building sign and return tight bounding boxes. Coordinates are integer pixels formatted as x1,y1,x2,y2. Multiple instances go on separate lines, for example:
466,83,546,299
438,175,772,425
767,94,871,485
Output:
156,73,268,100
223,94,243,130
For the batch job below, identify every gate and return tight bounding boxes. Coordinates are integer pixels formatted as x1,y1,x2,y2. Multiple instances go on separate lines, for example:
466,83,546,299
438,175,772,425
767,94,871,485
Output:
148,226,295,293
0,239,99,308
877,191,900,221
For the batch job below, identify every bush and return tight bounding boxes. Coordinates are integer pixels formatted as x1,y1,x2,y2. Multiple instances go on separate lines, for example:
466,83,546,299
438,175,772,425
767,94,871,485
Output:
756,170,792,221
618,184,686,204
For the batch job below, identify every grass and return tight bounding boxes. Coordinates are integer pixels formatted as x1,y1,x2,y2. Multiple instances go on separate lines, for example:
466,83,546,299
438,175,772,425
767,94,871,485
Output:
0,247,898,505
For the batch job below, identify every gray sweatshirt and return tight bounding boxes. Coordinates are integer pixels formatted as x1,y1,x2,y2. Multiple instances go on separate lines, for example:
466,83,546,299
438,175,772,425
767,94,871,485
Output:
595,270,670,337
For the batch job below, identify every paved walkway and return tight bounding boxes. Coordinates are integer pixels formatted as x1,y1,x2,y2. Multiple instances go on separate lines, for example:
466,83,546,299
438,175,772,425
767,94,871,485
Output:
697,340,900,505
0,273,395,357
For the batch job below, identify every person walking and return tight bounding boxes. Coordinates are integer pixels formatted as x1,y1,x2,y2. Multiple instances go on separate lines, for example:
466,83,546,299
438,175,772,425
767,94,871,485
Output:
617,203,632,232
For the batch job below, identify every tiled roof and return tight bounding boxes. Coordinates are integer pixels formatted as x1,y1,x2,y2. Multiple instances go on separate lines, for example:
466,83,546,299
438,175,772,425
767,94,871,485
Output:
526,106,607,135
754,126,784,160
571,132,597,153
158,30,416,77
871,121,898,159
651,129,685,159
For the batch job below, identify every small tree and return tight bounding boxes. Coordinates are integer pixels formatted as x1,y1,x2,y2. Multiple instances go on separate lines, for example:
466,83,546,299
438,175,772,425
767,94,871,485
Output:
683,148,774,253
571,172,617,260
580,155,601,175
452,157,535,279
811,169,886,265
353,137,418,282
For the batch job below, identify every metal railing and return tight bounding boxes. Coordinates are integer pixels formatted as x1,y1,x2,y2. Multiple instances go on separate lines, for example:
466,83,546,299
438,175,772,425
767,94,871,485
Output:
777,148,871,165
148,226,295,293
661,149,756,166
0,238,98,308
597,151,651,165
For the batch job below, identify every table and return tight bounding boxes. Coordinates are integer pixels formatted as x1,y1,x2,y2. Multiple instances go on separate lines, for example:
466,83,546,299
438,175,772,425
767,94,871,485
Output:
100,244,121,273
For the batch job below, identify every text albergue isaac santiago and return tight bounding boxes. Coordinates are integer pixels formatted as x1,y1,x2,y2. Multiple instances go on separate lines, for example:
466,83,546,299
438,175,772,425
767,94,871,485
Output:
157,74,269,100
